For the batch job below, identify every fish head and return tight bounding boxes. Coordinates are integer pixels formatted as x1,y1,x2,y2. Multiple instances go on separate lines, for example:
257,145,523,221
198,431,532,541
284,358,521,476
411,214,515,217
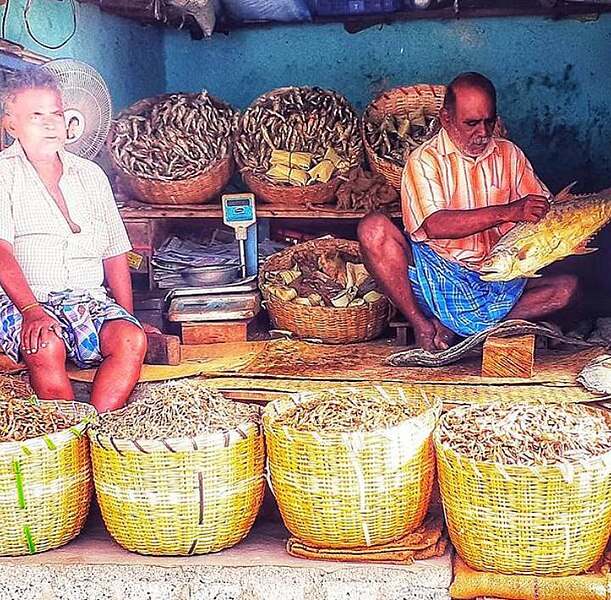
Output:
478,252,516,282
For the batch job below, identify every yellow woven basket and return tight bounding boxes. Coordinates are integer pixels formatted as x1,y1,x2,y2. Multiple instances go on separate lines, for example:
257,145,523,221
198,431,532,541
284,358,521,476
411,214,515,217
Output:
435,404,611,576
263,385,441,549
0,399,95,556
89,421,265,555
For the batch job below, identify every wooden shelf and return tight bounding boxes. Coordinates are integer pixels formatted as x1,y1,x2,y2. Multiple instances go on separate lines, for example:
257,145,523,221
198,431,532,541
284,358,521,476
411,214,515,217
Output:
119,199,401,220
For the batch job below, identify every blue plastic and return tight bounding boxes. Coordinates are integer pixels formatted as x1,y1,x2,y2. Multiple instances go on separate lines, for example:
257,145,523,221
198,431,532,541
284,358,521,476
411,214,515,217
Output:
309,0,401,16
220,0,311,22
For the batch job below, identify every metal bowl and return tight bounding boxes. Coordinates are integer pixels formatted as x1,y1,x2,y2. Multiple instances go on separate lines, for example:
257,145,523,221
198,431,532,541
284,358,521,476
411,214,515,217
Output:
181,264,242,287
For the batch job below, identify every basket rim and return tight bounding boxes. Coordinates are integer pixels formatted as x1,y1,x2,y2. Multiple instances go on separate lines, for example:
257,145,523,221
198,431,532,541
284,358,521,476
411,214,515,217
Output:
88,417,262,453
434,401,611,474
263,388,441,440
0,398,96,456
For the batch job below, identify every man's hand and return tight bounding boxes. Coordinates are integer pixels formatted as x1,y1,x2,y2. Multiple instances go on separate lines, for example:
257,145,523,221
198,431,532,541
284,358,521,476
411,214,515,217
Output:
20,305,62,355
506,194,550,223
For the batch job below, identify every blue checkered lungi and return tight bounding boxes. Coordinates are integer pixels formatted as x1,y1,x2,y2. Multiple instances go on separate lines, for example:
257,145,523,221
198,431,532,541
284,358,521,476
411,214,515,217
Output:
407,241,527,336
0,289,141,368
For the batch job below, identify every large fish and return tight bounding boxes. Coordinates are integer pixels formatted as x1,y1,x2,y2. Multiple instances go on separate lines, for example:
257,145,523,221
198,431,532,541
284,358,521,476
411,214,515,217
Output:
478,184,611,282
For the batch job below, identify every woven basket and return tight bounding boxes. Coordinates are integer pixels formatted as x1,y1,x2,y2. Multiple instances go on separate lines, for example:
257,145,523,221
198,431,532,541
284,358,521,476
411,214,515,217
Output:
259,238,390,344
109,93,236,205
435,403,611,576
89,420,265,555
0,399,95,556
234,86,363,206
361,84,505,190
263,385,441,549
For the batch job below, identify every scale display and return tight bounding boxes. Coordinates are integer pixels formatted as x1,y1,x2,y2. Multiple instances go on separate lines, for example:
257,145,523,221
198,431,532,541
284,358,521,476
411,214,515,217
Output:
222,193,256,228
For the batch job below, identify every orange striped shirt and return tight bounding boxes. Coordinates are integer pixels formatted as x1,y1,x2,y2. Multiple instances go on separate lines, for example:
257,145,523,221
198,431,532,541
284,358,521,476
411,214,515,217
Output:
401,128,549,268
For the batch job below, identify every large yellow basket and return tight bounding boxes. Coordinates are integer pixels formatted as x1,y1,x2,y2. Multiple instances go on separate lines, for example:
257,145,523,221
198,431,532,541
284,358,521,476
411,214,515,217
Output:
89,421,265,555
263,385,441,549
0,399,95,556
435,404,611,576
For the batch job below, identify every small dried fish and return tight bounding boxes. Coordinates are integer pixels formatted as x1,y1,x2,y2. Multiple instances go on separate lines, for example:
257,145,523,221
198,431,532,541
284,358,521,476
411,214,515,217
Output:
235,86,362,186
94,379,260,440
577,354,611,396
438,402,611,466
0,396,75,442
275,391,422,432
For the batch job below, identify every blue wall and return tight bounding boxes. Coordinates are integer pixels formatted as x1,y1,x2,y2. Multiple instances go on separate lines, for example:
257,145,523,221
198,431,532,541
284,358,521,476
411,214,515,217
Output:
0,0,165,111
164,15,611,195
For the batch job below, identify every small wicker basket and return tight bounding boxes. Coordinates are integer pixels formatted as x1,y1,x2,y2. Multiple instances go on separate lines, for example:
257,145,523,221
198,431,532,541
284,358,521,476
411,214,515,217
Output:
0,399,95,556
259,238,390,344
362,84,445,190
234,86,363,206
89,420,265,555
263,385,441,549
108,93,236,205
435,403,611,576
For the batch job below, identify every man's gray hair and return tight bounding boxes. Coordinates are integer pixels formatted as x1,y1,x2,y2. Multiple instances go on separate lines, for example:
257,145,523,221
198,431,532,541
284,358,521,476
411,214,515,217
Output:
1,67,60,115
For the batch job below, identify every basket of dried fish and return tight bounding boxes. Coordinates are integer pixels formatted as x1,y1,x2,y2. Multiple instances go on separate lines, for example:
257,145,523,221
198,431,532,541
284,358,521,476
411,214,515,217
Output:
109,91,238,205
435,401,611,576
88,379,265,555
234,86,363,206
0,394,95,556
361,84,445,190
263,385,441,548
259,237,390,343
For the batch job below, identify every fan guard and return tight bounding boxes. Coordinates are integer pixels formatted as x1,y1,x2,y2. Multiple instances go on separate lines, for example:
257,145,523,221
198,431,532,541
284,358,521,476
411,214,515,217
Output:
42,59,112,160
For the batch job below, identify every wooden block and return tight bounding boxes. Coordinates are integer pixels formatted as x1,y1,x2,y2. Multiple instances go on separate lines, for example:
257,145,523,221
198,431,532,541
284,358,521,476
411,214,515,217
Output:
389,319,411,346
181,321,250,345
145,332,181,366
481,333,535,378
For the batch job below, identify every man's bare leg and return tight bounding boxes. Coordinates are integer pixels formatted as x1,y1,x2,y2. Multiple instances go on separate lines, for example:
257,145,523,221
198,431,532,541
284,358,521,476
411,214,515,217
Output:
90,320,147,413
22,335,75,400
507,274,579,322
358,213,454,351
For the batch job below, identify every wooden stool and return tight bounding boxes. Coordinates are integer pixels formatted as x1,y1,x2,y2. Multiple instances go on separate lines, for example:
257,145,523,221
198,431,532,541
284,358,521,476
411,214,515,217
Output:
180,319,255,345
389,319,412,346
481,333,535,378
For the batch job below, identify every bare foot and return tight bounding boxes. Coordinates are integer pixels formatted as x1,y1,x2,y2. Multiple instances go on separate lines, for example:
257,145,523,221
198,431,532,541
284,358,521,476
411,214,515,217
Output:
431,317,456,350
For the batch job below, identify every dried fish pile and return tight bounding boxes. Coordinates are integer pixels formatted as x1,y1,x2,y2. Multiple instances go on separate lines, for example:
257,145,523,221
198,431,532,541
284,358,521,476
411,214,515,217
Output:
0,373,33,400
262,246,383,308
438,402,611,466
110,91,238,181
94,379,260,440
234,86,362,185
275,391,421,432
363,110,440,167
0,396,75,442
335,167,399,212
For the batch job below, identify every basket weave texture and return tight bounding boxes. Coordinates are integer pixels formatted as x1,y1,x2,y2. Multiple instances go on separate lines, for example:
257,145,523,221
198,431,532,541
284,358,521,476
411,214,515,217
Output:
0,399,95,556
109,93,235,205
89,422,265,555
434,404,611,576
263,385,441,549
259,238,390,344
361,84,505,190
234,86,363,206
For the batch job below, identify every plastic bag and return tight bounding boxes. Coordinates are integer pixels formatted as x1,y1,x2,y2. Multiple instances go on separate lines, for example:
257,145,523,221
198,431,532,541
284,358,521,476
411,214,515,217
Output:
220,0,311,22
167,0,216,36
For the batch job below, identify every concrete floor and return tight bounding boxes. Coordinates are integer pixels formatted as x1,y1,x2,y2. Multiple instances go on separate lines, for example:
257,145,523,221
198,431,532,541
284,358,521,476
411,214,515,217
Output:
0,494,452,600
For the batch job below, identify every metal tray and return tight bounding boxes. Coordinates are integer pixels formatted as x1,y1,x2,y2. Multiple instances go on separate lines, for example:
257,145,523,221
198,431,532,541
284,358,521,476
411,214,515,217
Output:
181,264,242,287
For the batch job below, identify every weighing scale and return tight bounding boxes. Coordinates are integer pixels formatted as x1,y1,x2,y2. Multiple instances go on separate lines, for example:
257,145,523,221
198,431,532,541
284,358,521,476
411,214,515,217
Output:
165,193,262,328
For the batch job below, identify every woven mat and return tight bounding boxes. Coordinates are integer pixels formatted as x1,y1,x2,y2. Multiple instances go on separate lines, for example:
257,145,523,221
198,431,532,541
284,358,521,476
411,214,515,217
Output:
60,339,606,404
452,553,611,600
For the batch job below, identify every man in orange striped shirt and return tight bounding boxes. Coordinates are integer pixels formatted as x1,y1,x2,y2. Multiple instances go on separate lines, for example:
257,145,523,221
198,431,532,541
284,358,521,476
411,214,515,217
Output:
358,72,578,351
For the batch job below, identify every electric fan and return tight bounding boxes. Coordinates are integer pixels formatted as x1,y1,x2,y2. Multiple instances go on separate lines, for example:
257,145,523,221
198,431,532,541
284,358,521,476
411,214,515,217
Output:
41,59,112,160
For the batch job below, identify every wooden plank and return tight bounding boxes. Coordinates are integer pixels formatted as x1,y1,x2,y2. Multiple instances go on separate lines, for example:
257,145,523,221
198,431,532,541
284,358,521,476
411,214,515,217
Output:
481,334,535,379
181,321,250,345
144,332,181,366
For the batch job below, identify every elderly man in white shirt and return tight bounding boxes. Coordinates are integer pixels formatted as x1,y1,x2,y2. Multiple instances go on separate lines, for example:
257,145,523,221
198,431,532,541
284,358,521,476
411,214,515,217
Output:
0,67,147,413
